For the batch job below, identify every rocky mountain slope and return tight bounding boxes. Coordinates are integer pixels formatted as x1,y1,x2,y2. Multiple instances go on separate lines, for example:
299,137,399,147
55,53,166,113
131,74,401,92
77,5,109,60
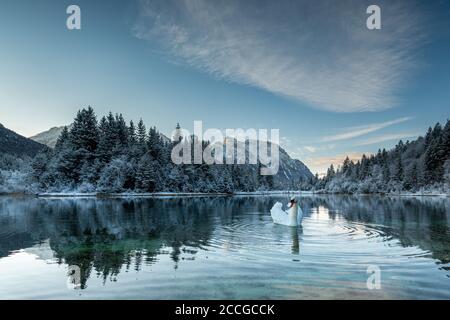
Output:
29,125,71,148
0,123,46,157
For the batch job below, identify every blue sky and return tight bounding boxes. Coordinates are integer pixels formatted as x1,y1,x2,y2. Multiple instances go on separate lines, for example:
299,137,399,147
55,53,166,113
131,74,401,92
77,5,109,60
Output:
0,0,449,174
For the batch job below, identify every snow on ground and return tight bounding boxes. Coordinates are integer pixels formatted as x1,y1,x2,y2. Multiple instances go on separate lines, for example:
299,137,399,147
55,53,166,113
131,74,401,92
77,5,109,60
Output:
37,192,230,198
21,190,450,198
36,190,316,198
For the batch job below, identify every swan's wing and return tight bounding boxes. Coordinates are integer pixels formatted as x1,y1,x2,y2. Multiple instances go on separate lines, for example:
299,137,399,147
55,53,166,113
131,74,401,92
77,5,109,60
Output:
271,202,283,212
270,202,288,223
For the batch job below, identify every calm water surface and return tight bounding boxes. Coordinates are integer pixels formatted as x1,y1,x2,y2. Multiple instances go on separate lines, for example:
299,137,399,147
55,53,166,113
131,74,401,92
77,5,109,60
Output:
0,195,449,299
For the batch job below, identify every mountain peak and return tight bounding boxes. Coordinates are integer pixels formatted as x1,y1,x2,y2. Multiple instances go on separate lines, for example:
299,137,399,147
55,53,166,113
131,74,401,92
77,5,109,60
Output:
30,125,72,148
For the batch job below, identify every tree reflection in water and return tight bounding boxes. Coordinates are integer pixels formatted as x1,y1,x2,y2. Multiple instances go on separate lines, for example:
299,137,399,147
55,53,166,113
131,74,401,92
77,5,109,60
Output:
0,195,448,289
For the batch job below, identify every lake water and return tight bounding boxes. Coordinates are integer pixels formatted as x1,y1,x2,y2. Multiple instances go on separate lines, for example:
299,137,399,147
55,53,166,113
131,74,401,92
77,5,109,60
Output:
0,195,449,299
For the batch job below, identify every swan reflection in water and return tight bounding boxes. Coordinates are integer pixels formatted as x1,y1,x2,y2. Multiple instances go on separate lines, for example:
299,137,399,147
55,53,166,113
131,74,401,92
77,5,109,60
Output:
270,217,302,255
290,227,300,255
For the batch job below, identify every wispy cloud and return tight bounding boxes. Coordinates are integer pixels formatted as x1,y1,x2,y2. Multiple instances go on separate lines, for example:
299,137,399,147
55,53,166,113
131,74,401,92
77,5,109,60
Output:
321,117,411,142
303,146,318,153
134,0,425,112
354,132,421,146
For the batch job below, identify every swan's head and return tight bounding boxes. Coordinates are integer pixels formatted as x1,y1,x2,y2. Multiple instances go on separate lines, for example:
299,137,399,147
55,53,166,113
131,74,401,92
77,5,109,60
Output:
289,197,298,206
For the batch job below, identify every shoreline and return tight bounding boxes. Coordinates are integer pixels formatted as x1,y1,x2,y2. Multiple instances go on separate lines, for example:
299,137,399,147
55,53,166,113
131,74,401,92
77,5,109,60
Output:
313,191,450,198
36,190,314,198
0,190,448,198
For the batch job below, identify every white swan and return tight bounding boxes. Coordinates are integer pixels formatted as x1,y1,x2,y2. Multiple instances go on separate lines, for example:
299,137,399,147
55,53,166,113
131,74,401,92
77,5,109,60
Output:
270,198,303,227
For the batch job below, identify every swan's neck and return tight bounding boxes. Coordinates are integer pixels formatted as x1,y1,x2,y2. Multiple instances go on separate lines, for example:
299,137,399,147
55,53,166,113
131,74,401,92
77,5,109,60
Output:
288,203,298,223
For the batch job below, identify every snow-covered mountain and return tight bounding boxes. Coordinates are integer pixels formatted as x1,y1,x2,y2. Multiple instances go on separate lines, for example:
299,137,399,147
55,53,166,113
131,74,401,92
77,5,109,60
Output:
29,125,71,148
275,145,313,187
31,125,170,148
218,138,313,188
0,123,47,157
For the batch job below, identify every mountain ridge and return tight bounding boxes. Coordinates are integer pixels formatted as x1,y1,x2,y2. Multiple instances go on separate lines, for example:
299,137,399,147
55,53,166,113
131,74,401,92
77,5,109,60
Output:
31,125,171,148
29,125,72,148
0,123,47,157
